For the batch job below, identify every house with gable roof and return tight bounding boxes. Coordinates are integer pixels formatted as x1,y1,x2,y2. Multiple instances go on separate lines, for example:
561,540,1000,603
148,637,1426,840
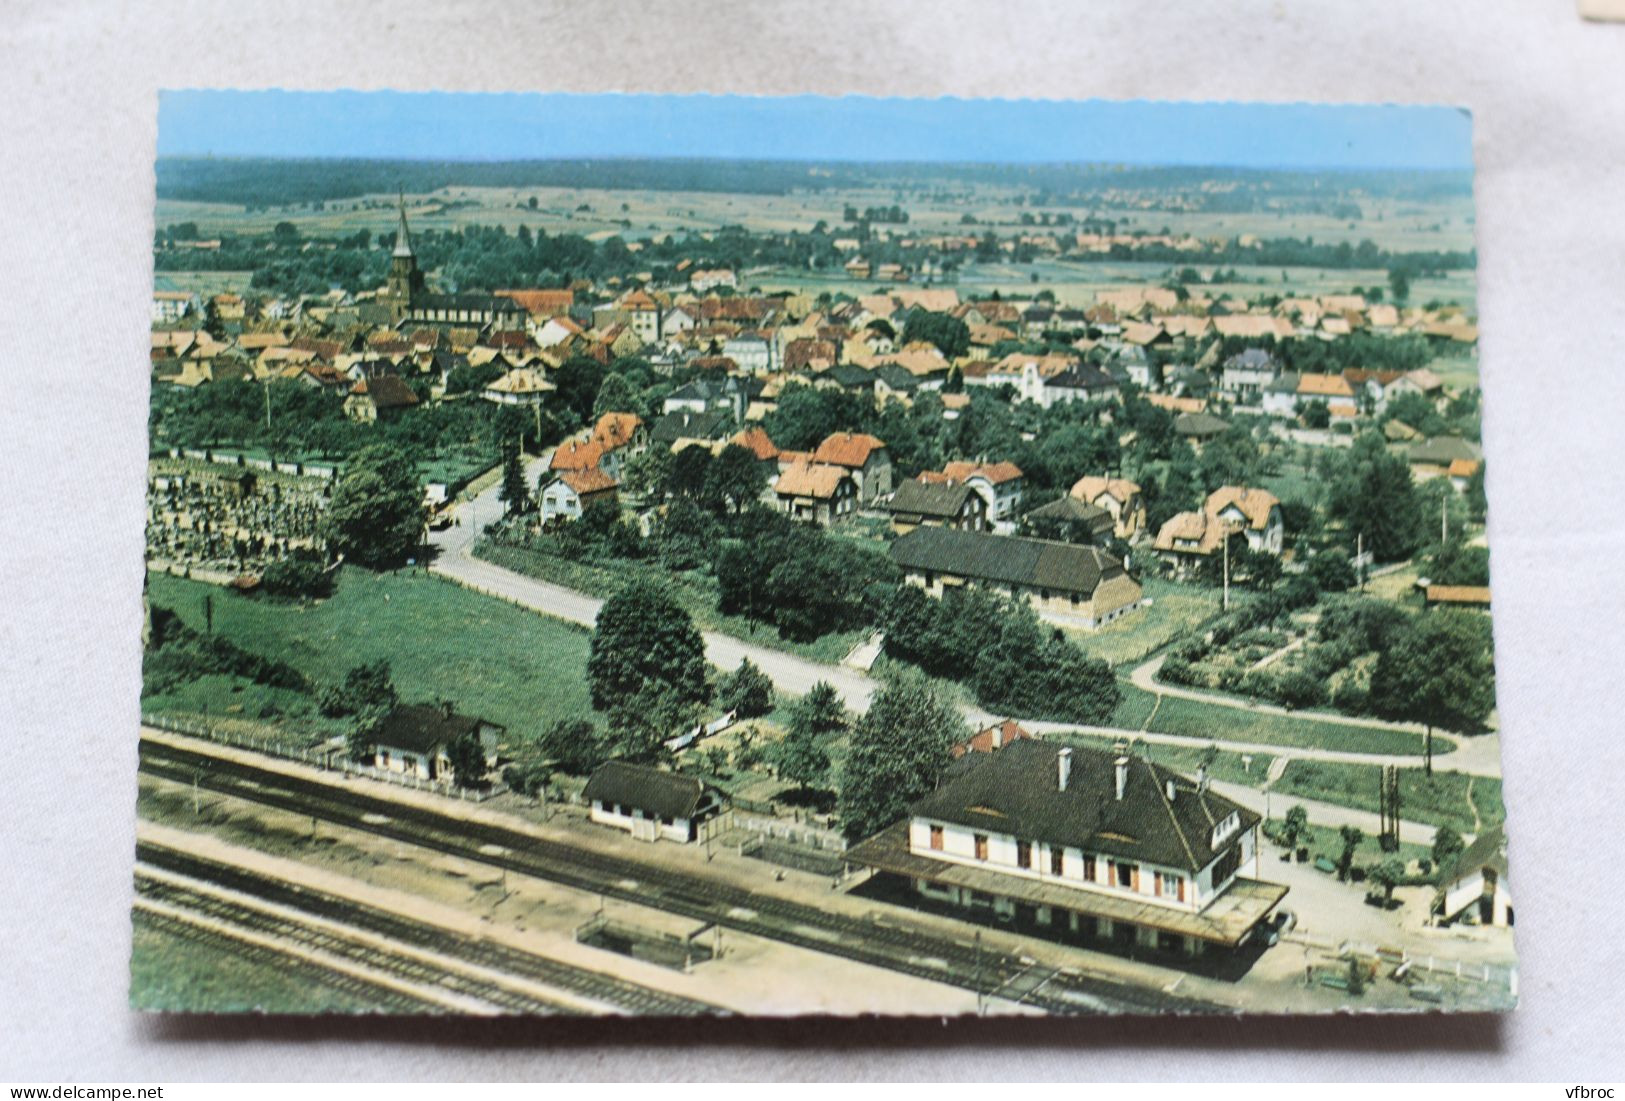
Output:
845,739,1286,958
811,432,893,503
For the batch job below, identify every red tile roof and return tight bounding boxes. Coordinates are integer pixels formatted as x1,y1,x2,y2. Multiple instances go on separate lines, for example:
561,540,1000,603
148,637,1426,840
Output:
813,432,886,469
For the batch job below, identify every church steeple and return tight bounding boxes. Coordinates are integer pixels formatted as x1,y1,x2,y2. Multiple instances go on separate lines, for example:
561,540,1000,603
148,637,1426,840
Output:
386,187,422,320
392,189,415,259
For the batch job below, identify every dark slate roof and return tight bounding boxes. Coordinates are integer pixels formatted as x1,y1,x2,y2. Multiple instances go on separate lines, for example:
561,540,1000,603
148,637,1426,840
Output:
1025,495,1114,535
1047,365,1117,393
650,409,730,443
373,704,495,755
820,364,875,390
912,739,1258,873
875,363,924,392
1174,411,1229,438
890,527,1126,597
888,478,974,520
583,761,706,821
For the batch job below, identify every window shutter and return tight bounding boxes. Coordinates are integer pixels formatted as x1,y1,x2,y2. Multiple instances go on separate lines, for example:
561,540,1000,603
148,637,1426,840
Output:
1178,877,1186,903
1154,871,1163,896
1132,866,1141,892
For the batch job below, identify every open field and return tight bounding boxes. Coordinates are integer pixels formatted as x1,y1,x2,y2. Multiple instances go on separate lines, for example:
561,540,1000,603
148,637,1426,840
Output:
474,539,867,665
1111,679,1432,757
157,180,1475,250
144,569,601,745
1271,759,1504,837
1070,575,1227,669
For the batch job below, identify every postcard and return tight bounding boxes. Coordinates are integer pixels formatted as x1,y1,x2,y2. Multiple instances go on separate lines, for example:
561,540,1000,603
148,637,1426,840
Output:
134,91,1510,1016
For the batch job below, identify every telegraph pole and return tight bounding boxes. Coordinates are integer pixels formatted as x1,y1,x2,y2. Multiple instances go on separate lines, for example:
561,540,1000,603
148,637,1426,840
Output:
1222,530,1231,611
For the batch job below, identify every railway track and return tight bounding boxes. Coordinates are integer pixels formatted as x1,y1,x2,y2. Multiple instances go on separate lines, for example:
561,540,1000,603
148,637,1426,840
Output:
140,736,1224,1015
136,871,580,1015
137,841,723,1017
133,906,449,1014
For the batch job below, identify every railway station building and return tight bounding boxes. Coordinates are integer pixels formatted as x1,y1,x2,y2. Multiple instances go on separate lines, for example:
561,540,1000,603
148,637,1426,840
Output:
846,739,1287,960
584,761,721,843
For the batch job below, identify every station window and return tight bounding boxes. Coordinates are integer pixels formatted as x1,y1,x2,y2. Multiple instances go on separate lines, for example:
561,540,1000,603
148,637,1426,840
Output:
1050,847,1064,876
1016,840,1032,869
1116,861,1135,888
929,825,944,851
974,834,989,861
1082,855,1097,881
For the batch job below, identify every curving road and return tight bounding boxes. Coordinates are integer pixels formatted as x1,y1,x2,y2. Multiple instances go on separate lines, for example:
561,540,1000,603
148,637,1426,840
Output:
429,464,1501,781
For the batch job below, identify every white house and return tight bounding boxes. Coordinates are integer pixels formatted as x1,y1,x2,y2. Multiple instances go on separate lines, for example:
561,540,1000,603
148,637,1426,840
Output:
1435,826,1513,928
582,761,717,843
539,468,619,524
371,704,503,785
846,740,1287,957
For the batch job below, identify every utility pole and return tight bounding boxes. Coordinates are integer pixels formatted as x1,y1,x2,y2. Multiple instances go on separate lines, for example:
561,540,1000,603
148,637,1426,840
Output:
1222,529,1231,611
1441,493,1449,546
1357,531,1365,593
264,377,272,431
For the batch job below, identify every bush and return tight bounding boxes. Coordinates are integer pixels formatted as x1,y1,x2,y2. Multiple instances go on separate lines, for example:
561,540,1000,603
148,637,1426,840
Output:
1272,670,1327,710
1331,679,1370,715
719,659,774,719
258,555,333,600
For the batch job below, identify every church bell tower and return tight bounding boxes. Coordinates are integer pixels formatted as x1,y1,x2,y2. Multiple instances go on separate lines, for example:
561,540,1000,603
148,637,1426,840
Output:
386,189,423,321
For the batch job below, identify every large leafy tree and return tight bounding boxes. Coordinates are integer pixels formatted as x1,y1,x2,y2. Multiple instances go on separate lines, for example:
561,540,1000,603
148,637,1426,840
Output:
323,445,424,569
901,311,970,358
718,658,774,719
837,673,968,841
587,578,711,759
592,371,638,419
1326,433,1426,563
1369,609,1496,774
705,443,768,516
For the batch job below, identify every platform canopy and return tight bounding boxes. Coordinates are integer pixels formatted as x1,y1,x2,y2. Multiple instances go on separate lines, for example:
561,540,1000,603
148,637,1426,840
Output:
846,823,1288,947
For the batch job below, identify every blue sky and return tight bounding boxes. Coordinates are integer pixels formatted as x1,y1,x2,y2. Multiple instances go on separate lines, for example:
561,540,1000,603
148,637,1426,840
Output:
158,91,1472,171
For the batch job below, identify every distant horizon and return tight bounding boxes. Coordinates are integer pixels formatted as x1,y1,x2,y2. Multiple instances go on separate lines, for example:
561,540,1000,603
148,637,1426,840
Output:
157,91,1474,172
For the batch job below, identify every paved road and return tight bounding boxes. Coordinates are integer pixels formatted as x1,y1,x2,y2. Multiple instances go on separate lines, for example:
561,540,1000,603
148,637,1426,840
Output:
1128,654,1504,778
429,468,1499,780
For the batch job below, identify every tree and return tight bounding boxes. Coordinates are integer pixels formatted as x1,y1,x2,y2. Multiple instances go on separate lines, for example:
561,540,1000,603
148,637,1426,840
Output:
837,673,968,841
1369,610,1495,775
587,579,711,759
445,730,488,788
1337,825,1364,882
650,496,718,571
535,717,613,775
1301,400,1331,429
1431,824,1465,872
718,658,774,719
1388,266,1412,305
773,717,831,795
705,444,768,515
1369,856,1405,906
1306,549,1357,593
793,680,848,736
1326,434,1426,563
550,355,606,426
592,372,638,418
1282,804,1310,851
901,311,970,358
620,446,673,502
319,659,398,719
323,446,425,569
498,442,531,517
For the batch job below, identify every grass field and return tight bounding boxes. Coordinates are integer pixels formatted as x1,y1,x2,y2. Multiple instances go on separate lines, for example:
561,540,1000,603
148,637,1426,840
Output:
144,568,600,745
1111,679,1432,756
1271,758,1504,837
1071,575,1226,669
129,910,378,1013
474,539,867,665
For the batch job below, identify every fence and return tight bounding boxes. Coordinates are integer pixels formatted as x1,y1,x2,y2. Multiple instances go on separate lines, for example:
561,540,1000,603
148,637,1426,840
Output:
1281,928,1516,993
141,712,507,803
732,811,847,853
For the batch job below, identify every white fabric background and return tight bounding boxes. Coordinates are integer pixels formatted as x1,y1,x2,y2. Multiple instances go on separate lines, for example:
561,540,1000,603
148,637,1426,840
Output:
2,0,1622,1081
